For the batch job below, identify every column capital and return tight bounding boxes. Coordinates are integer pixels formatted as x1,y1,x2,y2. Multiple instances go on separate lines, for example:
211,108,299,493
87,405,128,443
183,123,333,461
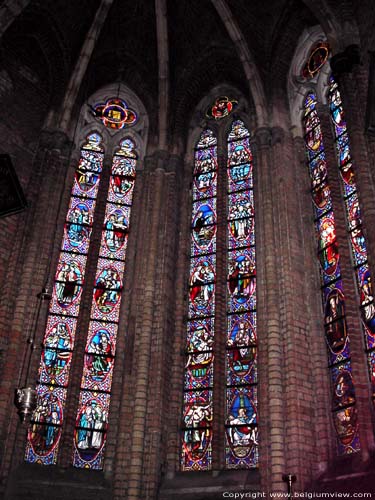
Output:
330,44,360,77
253,127,272,148
38,129,73,157
143,150,183,173
271,126,286,146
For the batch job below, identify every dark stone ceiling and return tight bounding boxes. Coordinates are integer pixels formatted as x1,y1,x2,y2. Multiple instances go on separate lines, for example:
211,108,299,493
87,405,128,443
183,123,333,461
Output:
0,0,341,139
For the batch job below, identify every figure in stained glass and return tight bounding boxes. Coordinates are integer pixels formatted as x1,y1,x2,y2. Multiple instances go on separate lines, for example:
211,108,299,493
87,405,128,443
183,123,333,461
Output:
192,203,215,250
189,261,215,309
318,216,339,276
311,160,330,209
67,202,91,247
194,150,217,194
333,406,358,448
94,268,122,314
229,143,251,166
228,255,255,303
42,322,71,378
206,96,238,120
86,329,114,382
56,262,82,307
227,393,257,448
360,270,375,335
76,400,107,453
333,370,355,408
229,204,253,243
29,394,62,454
105,210,128,252
302,42,330,78
324,288,347,354
228,319,256,347
183,400,212,459
111,158,135,197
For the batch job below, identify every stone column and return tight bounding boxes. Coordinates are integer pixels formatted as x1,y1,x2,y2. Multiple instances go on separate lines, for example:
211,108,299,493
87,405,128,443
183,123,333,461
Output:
114,151,182,500
270,126,332,489
253,127,286,494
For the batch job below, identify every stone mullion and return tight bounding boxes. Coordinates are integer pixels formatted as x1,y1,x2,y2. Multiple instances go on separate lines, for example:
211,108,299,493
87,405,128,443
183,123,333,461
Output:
1,134,72,481
253,127,285,494
332,68,375,275
212,142,227,470
293,134,332,476
127,160,166,500
319,106,374,460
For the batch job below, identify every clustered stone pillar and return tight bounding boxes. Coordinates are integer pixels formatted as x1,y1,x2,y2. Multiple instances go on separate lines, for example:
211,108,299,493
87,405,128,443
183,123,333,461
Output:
253,127,286,494
114,151,182,500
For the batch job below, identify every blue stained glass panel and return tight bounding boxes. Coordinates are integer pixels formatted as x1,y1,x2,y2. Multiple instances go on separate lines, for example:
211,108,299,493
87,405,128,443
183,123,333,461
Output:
228,138,252,166
39,317,76,387
25,385,67,465
186,318,214,353
63,198,96,254
335,134,351,168
227,347,257,386
73,391,110,469
191,199,217,256
81,325,116,392
227,313,257,346
227,165,253,194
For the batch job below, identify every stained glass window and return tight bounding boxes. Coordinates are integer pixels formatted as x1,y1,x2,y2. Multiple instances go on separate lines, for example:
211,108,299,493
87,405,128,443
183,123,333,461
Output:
303,93,360,454
181,130,217,471
25,133,104,465
328,76,375,405
226,120,258,468
182,120,258,471
93,98,137,130
72,138,137,469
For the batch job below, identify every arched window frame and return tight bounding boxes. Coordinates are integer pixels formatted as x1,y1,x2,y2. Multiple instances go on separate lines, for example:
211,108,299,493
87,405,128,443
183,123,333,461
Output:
25,84,148,470
290,27,375,457
181,89,258,472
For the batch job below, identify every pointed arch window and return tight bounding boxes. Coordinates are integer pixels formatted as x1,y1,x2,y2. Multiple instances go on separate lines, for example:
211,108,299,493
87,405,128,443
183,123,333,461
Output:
181,118,258,471
303,93,360,454
299,40,375,455
25,103,141,470
25,133,105,465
